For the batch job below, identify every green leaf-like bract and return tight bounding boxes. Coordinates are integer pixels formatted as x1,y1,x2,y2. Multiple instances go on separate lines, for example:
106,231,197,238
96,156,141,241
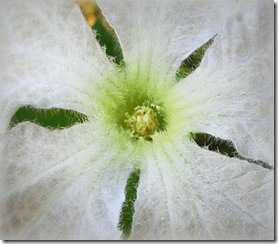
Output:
118,168,141,239
175,35,216,81
92,17,124,66
190,132,273,170
10,106,88,130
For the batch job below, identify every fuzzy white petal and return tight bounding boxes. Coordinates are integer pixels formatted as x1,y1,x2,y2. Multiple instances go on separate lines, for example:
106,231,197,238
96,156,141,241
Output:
0,0,113,132
174,0,274,164
0,122,131,239
130,140,273,240
0,0,274,240
98,0,231,75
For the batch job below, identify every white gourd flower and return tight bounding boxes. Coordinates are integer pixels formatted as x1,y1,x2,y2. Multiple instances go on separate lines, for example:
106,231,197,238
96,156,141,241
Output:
0,0,274,240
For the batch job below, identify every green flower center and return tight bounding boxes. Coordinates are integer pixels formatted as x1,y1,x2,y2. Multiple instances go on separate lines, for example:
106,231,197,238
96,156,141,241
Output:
95,66,174,144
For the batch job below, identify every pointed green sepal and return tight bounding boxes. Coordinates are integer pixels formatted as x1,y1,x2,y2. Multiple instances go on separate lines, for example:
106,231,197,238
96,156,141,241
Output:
175,35,217,81
92,16,124,66
190,132,273,170
118,168,141,239
10,106,88,130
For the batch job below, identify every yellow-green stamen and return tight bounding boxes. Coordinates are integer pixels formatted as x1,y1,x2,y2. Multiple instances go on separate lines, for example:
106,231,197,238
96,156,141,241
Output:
125,105,159,140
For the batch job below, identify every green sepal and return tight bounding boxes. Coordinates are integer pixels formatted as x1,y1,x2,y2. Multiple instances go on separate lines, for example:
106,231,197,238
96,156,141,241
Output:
190,132,273,170
118,168,141,239
10,105,88,130
92,17,124,67
175,35,217,81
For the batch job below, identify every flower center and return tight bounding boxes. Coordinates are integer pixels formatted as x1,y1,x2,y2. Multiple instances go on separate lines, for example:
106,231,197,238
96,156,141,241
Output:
125,104,160,141
97,70,170,143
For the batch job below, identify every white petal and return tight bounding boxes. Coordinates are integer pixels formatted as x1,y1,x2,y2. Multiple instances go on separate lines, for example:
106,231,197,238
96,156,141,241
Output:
0,122,131,239
174,0,274,164
98,0,231,75
130,140,273,240
0,0,115,132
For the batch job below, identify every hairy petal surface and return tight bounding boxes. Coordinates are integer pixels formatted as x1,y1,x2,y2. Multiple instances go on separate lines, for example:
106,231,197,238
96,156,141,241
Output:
130,140,274,240
98,0,231,76
0,0,114,132
174,0,274,164
0,122,131,240
0,0,273,240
